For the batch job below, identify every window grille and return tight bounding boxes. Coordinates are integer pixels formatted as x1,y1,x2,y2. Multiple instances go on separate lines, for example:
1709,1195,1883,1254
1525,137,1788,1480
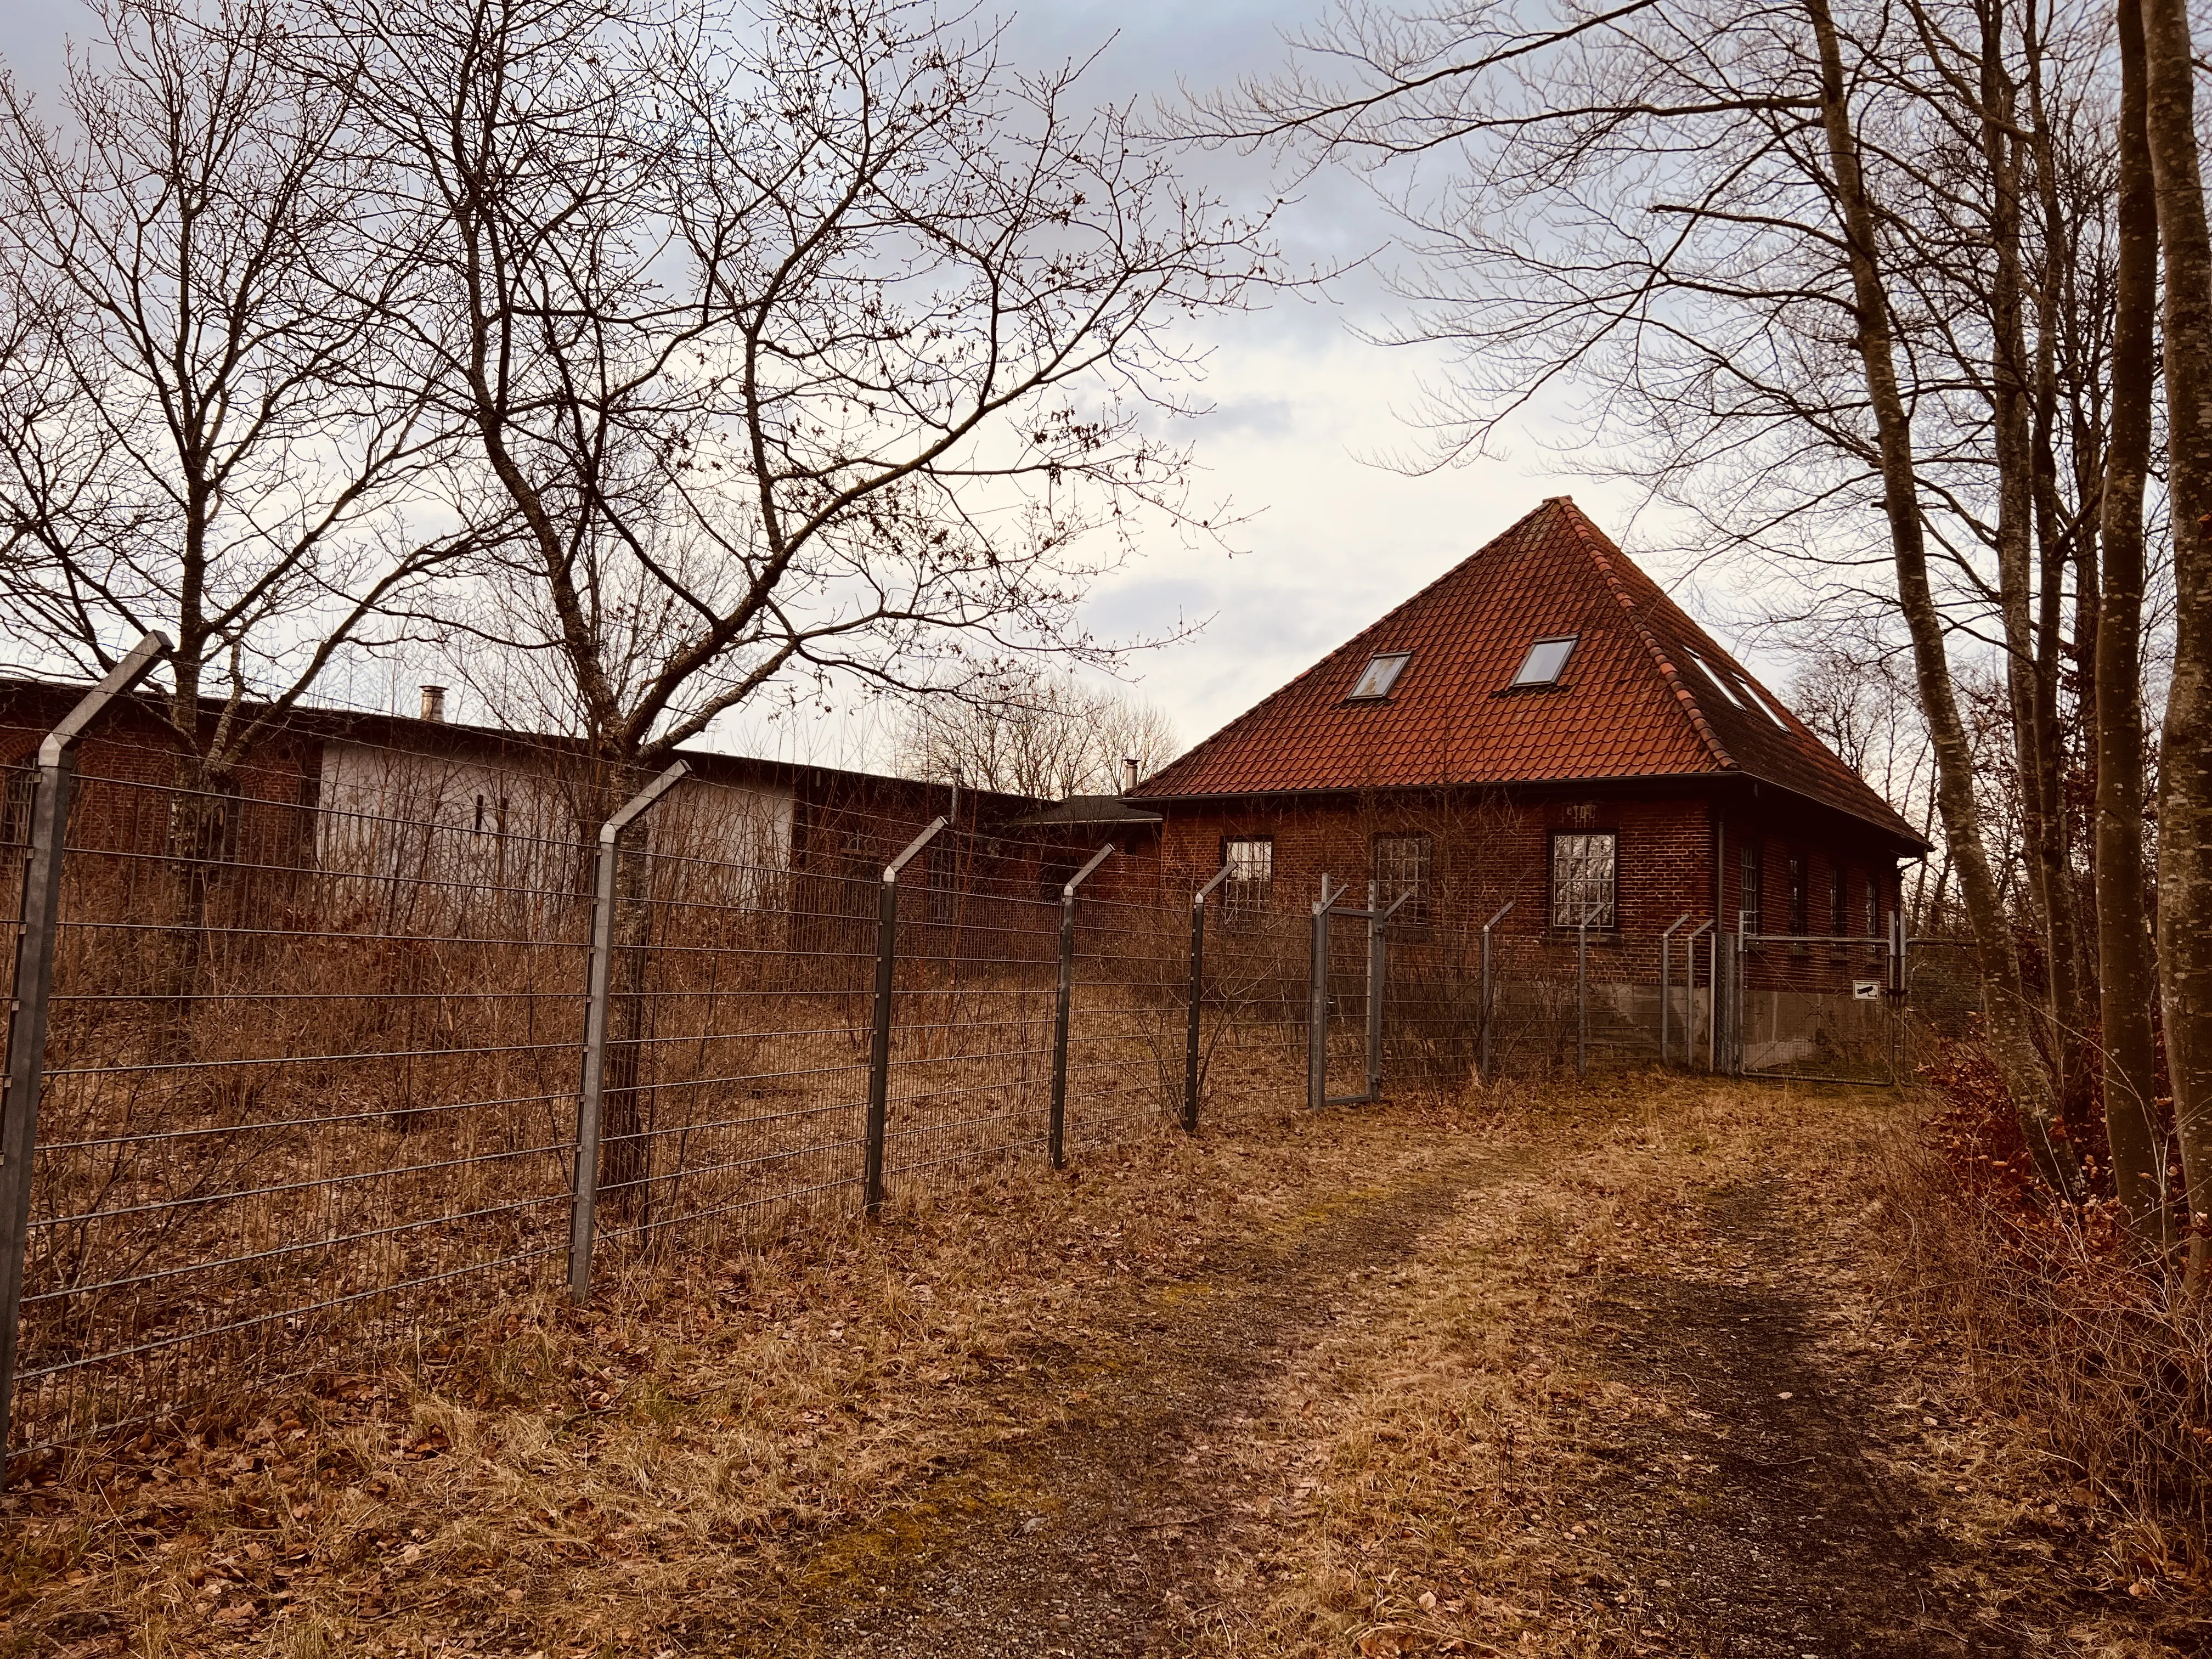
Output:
1788,851,1808,935
1738,839,1764,932
1373,832,1434,928
1,765,32,849
1222,836,1273,919
1550,831,1616,928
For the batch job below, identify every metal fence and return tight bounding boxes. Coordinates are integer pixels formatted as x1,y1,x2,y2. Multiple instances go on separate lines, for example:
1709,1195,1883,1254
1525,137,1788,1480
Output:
0,652,1931,1468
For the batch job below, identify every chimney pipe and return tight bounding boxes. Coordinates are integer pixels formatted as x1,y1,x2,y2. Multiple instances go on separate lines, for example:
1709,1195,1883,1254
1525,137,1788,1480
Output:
1122,757,1138,795
420,685,447,724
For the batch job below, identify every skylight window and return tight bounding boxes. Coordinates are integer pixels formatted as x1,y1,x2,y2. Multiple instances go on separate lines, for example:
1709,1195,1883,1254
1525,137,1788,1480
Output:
1511,636,1577,687
1747,681,1793,729
1688,654,1745,709
1348,652,1413,701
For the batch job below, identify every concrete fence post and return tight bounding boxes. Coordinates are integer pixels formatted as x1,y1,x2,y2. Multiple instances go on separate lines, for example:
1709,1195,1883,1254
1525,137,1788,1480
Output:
1,633,170,1475
863,817,948,1217
1307,877,1341,1111
1049,845,1115,1169
1477,899,1515,1084
1184,863,1232,1133
569,760,690,1305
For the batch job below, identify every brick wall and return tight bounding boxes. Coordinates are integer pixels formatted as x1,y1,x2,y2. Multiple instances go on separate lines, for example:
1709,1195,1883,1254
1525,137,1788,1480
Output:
1143,781,1910,994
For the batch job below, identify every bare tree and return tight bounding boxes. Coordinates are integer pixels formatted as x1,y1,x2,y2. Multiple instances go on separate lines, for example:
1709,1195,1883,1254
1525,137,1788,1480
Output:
2141,0,2212,1278
0,0,454,774
314,0,1265,782
2095,0,2166,1245
307,0,1267,1205
1195,0,2094,1190
897,670,1180,799
0,0,461,1019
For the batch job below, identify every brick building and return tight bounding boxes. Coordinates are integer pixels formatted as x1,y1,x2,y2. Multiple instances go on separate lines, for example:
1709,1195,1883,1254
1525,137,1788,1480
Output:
1128,498,1927,991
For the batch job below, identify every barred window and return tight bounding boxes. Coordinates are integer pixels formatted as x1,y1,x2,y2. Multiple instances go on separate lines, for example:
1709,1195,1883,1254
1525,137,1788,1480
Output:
1788,851,1808,935
1,766,32,850
1222,836,1273,919
1830,866,1847,934
1865,874,1880,941
1550,831,1616,929
1738,839,1764,932
1373,832,1434,928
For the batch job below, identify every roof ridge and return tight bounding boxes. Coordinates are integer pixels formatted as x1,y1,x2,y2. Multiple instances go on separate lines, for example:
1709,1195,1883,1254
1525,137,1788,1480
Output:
1558,506,1740,772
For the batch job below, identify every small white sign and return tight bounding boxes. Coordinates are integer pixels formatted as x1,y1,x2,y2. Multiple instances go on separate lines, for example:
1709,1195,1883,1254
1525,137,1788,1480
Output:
1853,980,1881,1001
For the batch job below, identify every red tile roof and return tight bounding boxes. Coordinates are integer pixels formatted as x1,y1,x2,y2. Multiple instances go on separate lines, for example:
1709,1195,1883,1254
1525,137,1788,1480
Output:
1138,498,1925,847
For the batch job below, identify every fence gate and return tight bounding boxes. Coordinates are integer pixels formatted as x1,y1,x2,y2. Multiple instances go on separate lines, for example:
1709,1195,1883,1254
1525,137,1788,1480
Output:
1307,879,1408,1108
1725,913,1908,1085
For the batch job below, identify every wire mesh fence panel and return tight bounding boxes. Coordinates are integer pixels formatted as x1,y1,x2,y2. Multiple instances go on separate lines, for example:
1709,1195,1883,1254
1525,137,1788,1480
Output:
586,777,873,1262
1187,909,1307,1121
1061,890,1186,1154
12,737,592,1451
4,706,1962,1460
1320,907,1373,1102
878,827,1060,1191
1737,936,1899,1082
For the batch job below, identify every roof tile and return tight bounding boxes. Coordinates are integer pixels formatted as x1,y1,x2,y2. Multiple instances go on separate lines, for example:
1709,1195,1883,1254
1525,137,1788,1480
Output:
1139,499,1923,846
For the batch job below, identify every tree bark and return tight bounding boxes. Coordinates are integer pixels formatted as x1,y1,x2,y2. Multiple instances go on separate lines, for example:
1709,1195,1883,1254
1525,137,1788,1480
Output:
2142,0,2212,1279
1980,2,2079,1124
1808,0,2078,1193
2097,0,2170,1248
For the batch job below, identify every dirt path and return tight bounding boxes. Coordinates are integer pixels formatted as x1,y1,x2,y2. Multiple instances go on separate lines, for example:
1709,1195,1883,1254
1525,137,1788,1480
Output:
1566,1180,2012,1657
738,1091,2149,1657
777,1163,1497,1656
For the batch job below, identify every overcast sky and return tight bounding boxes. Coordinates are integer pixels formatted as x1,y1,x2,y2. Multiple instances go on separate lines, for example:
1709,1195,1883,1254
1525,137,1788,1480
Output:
0,0,1712,767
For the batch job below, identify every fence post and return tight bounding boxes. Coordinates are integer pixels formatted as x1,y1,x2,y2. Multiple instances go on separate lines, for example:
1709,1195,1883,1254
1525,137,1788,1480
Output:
1679,919,1713,1072
1050,845,1115,1169
1477,899,1515,1084
1887,910,1907,1084
1308,877,1340,1111
1365,890,1410,1102
1660,914,1691,1066
569,760,690,1305
863,817,949,1217
1576,918,1589,1079
1366,882,1383,1102
1708,925,1720,1073
1185,863,1232,1133
1,633,169,1473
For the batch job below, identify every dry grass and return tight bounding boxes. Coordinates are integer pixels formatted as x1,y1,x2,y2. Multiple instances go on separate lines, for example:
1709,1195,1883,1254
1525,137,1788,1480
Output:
1,1094,1462,1658
9,1073,2192,1658
1867,1128,2212,1609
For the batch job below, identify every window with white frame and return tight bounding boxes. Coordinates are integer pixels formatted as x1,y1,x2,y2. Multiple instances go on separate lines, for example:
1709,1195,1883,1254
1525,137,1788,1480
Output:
1550,831,1616,929
1373,832,1434,928
1222,836,1273,919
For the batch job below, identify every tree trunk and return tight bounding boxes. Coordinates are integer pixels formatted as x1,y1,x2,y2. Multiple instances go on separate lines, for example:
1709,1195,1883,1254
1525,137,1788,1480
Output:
2142,0,2212,1279
2023,3,2094,1118
2097,0,2170,1248
1808,0,2079,1193
1980,2,2077,1121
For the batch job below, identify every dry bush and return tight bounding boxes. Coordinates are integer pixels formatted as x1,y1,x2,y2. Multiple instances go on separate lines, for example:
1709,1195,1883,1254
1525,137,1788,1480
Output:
1871,1040,2212,1584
